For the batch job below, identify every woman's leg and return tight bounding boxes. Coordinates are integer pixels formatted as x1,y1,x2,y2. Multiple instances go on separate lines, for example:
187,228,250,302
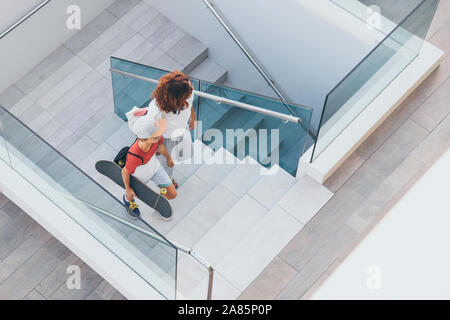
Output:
160,137,178,178
160,136,185,183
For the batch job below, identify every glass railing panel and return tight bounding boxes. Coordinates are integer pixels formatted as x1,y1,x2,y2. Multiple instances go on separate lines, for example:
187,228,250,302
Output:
312,0,438,161
0,105,178,299
110,57,200,122
109,58,313,176
0,108,11,166
330,0,424,35
199,82,312,176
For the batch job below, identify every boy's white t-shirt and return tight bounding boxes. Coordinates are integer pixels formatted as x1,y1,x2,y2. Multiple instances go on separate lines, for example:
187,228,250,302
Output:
148,94,194,139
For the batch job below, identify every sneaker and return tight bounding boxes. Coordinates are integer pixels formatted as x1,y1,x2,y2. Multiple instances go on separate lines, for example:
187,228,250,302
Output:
123,195,140,219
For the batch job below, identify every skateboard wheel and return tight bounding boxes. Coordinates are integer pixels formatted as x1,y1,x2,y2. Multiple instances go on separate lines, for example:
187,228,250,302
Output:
160,188,167,195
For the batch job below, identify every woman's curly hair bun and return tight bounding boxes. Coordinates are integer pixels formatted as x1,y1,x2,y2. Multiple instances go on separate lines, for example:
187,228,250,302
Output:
152,71,193,114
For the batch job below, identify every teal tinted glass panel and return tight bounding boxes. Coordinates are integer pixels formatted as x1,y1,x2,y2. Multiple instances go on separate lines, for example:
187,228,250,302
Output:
110,58,312,176
313,0,438,160
110,57,200,122
0,106,178,299
199,82,312,176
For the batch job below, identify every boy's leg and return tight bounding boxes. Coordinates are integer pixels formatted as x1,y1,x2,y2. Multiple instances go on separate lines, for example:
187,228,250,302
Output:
122,194,140,219
151,165,177,200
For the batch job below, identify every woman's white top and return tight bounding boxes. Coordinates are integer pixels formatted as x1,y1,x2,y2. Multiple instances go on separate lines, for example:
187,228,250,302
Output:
148,93,194,139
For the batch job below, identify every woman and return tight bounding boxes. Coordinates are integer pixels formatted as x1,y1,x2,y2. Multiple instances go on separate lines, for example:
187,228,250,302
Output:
149,71,196,188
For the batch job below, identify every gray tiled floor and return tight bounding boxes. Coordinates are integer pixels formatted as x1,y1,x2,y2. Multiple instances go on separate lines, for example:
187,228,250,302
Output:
0,192,125,300
239,0,450,300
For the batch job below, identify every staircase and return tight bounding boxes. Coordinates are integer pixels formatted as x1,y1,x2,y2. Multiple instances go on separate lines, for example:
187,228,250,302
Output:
126,140,333,299
0,0,333,299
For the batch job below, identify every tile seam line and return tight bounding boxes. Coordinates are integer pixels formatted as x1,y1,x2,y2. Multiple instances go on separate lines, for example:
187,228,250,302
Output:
275,255,336,300
0,236,54,296
408,116,432,133
329,116,425,195
48,261,99,300
18,56,94,107
0,224,52,281
299,258,341,300
105,2,144,20
49,72,108,119
110,5,183,55
23,287,44,300
211,269,242,299
45,260,79,299
215,206,305,290
42,68,102,117
429,18,450,44
164,34,206,69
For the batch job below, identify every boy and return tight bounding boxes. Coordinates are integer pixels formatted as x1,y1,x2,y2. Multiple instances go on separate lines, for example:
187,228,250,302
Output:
122,107,177,220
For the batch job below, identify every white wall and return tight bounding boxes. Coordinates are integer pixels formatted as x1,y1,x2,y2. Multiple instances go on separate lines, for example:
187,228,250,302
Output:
312,150,450,299
146,0,378,133
0,0,114,93
0,0,38,31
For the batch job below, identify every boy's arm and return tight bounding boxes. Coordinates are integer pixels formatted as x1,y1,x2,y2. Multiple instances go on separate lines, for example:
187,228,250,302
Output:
122,167,136,201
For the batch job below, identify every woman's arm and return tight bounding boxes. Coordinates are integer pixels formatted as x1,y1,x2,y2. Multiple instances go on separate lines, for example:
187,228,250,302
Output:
158,144,174,168
189,106,196,130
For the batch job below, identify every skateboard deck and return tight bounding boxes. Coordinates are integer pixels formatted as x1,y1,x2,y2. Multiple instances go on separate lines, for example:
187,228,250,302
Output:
95,160,173,220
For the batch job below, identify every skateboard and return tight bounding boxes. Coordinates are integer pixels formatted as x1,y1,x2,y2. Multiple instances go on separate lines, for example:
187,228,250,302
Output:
95,160,173,220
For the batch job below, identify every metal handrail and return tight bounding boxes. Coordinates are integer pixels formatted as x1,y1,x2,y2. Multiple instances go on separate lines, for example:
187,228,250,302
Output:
0,0,52,40
64,191,215,300
169,243,215,300
110,67,302,124
201,0,296,117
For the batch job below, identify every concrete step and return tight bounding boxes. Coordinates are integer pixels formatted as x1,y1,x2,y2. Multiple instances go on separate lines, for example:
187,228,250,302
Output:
167,183,238,248
221,80,234,88
194,147,237,187
166,34,208,74
140,167,211,236
193,195,268,266
216,205,303,291
188,58,227,85
277,175,334,225
247,164,296,210
172,139,204,180
220,157,263,199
